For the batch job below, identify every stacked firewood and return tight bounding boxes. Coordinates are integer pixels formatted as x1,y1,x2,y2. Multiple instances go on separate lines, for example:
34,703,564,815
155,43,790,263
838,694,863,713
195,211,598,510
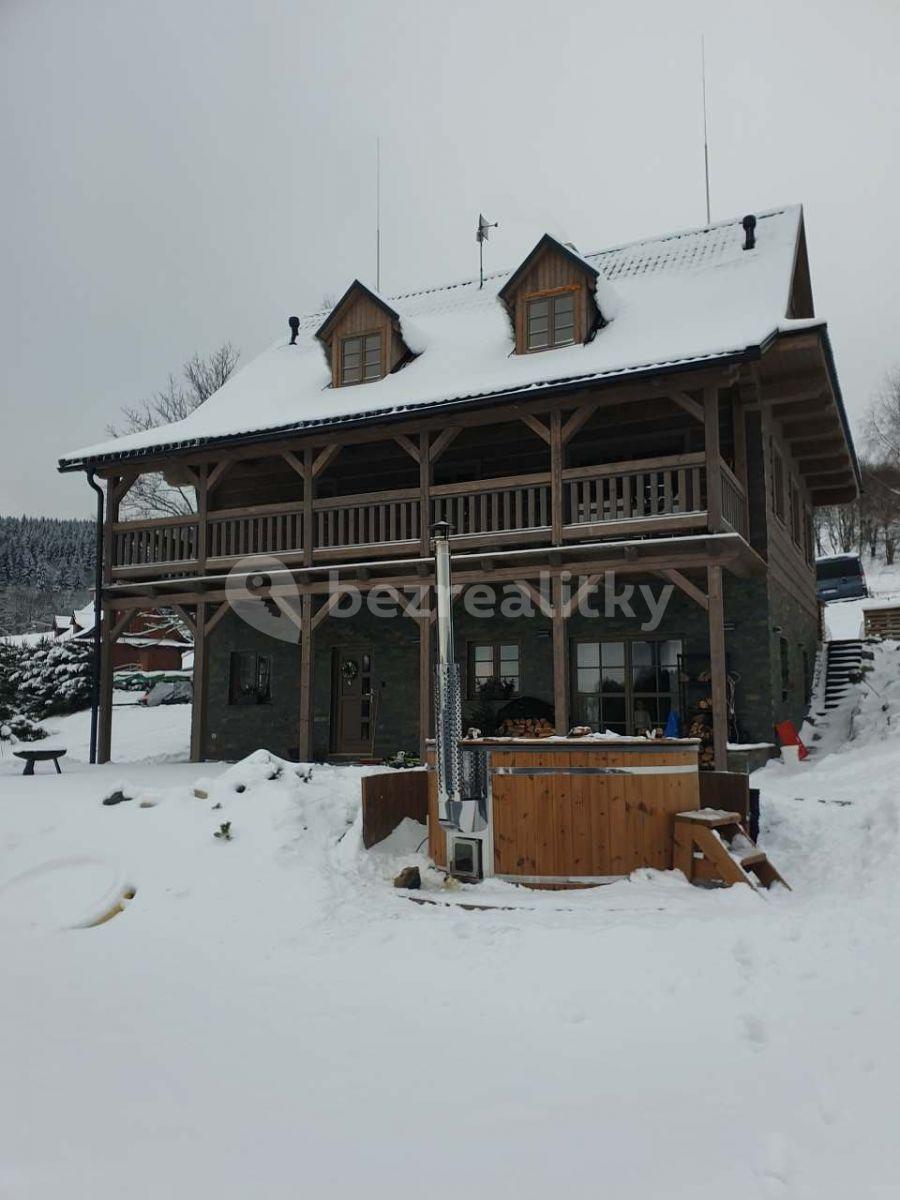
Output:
688,697,715,768
499,716,555,738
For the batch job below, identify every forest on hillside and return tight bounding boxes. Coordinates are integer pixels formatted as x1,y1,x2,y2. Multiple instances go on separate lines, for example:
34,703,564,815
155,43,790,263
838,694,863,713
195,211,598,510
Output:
0,515,95,634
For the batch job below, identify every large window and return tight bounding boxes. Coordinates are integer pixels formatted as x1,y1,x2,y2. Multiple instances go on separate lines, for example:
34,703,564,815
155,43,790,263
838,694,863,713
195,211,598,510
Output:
572,639,682,735
468,642,520,699
526,291,576,350
340,332,382,384
228,651,272,706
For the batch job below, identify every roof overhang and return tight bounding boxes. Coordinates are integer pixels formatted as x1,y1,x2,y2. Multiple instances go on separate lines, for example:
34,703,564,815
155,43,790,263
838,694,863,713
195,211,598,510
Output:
755,324,860,505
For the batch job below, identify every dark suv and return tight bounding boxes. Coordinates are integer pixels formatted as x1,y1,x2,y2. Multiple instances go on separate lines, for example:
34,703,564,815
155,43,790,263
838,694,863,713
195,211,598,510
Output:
815,554,868,602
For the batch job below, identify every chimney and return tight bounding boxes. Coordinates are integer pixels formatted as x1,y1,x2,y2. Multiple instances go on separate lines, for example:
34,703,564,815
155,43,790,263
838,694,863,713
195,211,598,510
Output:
288,316,300,345
742,215,757,251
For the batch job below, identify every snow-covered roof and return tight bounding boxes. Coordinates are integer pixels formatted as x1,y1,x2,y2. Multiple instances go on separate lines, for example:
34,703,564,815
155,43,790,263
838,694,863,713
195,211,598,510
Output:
60,205,817,468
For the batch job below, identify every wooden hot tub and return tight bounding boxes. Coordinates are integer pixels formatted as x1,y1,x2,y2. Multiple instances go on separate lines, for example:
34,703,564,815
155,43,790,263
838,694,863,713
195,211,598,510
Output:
427,737,701,887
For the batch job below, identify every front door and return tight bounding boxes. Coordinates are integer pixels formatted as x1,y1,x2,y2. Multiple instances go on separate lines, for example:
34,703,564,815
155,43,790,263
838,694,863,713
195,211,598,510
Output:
332,648,375,756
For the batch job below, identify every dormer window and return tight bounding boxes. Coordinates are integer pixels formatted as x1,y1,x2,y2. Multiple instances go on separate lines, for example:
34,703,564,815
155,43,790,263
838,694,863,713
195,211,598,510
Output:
341,332,382,384
499,234,612,356
316,280,414,388
526,290,576,351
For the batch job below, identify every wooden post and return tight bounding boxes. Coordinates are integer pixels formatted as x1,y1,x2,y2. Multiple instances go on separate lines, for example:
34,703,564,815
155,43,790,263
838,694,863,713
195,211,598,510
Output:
418,588,431,758
551,575,569,734
303,447,314,567
704,386,723,532
103,477,121,586
190,600,207,762
298,592,314,760
550,411,564,544
419,431,430,553
196,465,208,572
707,564,728,771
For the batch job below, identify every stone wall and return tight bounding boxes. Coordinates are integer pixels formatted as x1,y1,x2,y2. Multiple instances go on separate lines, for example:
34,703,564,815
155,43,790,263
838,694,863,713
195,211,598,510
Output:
202,608,300,761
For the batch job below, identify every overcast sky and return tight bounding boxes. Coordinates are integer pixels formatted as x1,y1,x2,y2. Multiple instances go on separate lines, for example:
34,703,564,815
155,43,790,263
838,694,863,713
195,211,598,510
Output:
2,0,899,517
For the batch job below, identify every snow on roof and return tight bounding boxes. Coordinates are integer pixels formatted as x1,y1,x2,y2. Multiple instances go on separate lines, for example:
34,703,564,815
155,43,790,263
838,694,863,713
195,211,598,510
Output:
61,205,813,467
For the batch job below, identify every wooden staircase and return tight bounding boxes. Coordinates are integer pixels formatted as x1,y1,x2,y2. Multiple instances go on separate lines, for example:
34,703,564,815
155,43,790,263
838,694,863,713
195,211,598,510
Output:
674,809,789,890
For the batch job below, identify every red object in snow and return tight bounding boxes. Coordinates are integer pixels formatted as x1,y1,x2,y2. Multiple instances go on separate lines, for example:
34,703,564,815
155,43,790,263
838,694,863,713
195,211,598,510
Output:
775,720,809,760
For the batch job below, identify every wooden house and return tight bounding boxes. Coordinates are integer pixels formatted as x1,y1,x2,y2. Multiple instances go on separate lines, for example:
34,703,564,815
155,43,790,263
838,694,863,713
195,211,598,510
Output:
59,206,859,767
57,603,191,672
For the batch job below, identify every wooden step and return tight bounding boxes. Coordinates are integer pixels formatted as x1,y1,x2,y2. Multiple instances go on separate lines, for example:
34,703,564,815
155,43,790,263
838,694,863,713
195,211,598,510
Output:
675,808,742,828
673,811,789,891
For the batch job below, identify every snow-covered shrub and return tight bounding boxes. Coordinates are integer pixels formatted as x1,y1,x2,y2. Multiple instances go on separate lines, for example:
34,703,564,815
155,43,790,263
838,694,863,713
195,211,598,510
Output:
0,640,46,742
14,638,93,718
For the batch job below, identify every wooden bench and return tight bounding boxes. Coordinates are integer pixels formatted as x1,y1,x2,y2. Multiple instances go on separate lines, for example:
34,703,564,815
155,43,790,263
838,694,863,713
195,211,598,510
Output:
13,748,67,776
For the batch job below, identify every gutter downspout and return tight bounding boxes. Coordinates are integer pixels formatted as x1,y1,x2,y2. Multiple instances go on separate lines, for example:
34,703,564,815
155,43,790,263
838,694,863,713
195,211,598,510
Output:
86,468,105,765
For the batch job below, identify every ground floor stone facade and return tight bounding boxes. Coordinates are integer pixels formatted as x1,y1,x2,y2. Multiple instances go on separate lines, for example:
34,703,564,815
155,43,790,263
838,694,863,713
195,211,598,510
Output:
196,572,818,763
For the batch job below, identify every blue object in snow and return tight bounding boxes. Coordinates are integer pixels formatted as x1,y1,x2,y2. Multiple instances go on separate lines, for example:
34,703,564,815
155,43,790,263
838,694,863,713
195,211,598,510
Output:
664,710,681,738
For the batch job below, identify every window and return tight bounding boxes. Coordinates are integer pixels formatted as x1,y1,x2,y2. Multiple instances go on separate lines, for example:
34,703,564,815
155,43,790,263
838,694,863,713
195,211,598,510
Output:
229,651,272,706
779,638,790,703
468,642,520,699
572,639,682,735
771,443,785,521
340,332,382,384
526,290,576,350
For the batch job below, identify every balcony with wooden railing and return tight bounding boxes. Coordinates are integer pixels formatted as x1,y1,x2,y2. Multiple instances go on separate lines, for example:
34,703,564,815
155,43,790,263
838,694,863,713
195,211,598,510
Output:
107,451,749,581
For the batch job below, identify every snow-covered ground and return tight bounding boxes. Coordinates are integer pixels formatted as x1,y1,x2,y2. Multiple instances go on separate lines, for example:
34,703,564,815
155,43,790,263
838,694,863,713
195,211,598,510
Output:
1,586,899,1197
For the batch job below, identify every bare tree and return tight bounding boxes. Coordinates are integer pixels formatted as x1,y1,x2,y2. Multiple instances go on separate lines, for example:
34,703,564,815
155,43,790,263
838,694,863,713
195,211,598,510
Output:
109,342,239,518
865,368,900,464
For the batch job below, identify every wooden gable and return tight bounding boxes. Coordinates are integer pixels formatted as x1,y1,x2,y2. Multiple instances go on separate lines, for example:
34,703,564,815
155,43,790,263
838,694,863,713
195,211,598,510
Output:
315,280,411,387
498,234,602,353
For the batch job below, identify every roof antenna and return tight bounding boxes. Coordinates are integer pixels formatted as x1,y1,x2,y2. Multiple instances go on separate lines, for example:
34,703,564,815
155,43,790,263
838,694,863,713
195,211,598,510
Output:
701,35,711,225
376,136,381,292
476,213,498,289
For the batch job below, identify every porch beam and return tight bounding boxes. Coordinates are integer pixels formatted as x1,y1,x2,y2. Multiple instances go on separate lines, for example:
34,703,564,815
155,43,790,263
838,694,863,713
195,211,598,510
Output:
514,409,551,445
659,568,708,611
429,427,461,463
207,459,232,493
704,386,723,532
707,565,728,771
561,573,601,620
312,444,340,478
511,579,554,618
394,433,421,463
190,600,206,762
204,602,230,636
419,431,431,553
298,593,314,761
550,411,564,543
282,449,306,478
561,403,595,445
551,575,569,734
669,390,704,423
172,604,198,638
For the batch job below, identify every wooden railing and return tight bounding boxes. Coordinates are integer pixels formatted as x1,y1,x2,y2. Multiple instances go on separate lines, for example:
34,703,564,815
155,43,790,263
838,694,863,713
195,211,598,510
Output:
720,465,748,539
430,473,550,538
109,453,743,578
563,453,706,529
113,514,199,571
315,489,421,551
208,502,304,560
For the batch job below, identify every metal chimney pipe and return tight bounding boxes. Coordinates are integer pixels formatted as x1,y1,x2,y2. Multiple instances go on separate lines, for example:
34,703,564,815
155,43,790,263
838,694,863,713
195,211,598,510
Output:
431,521,462,829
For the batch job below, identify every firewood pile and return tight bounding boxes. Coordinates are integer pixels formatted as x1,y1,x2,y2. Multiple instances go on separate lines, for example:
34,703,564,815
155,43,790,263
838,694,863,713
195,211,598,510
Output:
499,716,555,738
688,692,716,768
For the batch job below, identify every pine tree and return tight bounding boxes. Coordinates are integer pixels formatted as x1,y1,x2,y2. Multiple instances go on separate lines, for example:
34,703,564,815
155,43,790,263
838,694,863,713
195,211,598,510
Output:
13,639,93,719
